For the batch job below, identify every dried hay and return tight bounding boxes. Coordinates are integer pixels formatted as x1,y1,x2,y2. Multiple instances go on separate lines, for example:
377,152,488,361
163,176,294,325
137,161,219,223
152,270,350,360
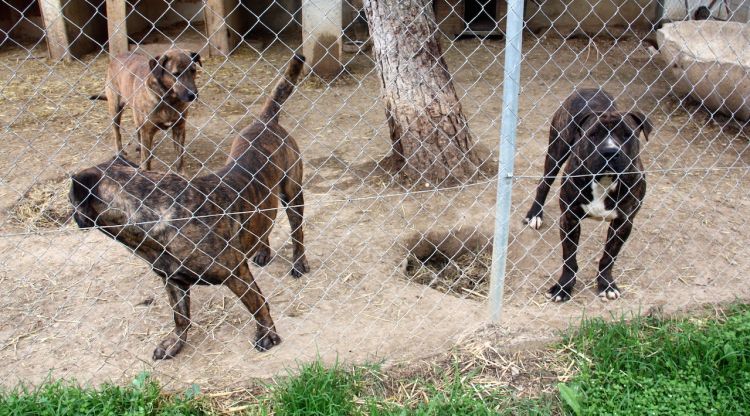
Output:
303,70,359,90
403,229,493,299
9,176,73,230
200,330,571,414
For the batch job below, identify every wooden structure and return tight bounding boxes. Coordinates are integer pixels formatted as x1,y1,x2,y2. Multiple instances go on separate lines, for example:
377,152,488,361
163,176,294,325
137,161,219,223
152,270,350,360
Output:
302,0,342,79
203,0,343,77
434,0,507,38
36,0,107,60
525,0,655,36
32,0,511,61
103,0,208,56
1,0,46,48
36,0,342,76
37,0,201,60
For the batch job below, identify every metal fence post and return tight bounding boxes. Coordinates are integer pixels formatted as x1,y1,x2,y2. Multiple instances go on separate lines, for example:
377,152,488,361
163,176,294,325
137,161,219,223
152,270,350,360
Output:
488,0,525,323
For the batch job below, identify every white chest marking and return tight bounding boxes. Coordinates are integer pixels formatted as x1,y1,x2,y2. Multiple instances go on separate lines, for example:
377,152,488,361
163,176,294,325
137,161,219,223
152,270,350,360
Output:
582,176,619,221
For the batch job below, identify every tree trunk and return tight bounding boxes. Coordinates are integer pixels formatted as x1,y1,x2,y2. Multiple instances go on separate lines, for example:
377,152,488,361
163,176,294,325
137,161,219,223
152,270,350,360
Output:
363,0,482,186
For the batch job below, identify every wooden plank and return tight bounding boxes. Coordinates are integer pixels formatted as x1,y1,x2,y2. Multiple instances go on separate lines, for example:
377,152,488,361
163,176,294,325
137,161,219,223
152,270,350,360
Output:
106,0,128,56
39,0,71,60
302,0,343,79
204,0,230,56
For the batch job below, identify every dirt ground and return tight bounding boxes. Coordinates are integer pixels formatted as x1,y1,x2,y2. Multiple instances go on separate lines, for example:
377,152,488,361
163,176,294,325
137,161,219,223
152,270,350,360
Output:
0,32,748,390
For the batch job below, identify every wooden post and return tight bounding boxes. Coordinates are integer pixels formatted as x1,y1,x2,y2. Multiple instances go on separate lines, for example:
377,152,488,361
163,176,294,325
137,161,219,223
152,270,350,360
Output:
302,0,343,79
205,0,230,56
106,0,128,56
39,0,71,60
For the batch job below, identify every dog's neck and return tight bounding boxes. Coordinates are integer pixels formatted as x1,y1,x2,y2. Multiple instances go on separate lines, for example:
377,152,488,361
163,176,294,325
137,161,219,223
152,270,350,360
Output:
594,175,617,191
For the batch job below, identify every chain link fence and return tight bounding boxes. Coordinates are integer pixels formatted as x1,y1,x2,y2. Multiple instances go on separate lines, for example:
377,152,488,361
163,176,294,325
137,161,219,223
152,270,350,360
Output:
1,0,748,390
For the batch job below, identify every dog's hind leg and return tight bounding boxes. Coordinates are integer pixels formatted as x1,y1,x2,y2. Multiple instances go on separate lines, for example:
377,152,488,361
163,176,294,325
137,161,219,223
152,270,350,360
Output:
252,231,272,267
282,177,309,277
225,264,281,352
153,279,191,360
252,198,279,267
524,126,570,229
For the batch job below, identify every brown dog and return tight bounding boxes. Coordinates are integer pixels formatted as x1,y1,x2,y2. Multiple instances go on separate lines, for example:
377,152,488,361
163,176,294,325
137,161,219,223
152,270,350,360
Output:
71,55,309,359
90,48,201,173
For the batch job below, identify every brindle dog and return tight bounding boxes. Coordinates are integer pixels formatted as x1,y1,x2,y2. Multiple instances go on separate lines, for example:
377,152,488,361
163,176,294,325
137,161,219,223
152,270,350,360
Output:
71,54,309,360
523,89,652,301
90,48,201,173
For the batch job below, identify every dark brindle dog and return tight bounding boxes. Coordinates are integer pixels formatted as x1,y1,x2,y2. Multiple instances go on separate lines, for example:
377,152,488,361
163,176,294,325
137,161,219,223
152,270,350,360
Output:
71,55,309,359
523,89,652,302
90,48,201,173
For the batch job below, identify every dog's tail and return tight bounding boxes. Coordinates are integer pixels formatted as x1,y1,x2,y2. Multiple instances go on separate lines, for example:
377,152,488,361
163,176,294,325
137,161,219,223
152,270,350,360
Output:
89,93,107,101
259,54,306,123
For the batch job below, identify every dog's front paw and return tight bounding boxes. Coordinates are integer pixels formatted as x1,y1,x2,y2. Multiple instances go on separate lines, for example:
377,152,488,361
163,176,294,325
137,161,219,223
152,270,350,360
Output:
523,209,544,230
152,335,185,360
291,256,310,278
525,216,543,230
253,249,272,266
254,329,281,352
597,284,621,301
546,283,572,302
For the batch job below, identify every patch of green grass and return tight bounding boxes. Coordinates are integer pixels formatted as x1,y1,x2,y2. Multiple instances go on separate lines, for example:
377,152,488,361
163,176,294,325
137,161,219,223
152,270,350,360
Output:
17,305,749,416
367,371,554,416
559,305,750,415
271,359,362,416
0,372,205,416
267,359,553,416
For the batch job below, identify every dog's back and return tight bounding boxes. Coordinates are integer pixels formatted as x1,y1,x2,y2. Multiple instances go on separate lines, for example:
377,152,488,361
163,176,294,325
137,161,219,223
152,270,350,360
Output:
105,54,151,103
225,54,306,185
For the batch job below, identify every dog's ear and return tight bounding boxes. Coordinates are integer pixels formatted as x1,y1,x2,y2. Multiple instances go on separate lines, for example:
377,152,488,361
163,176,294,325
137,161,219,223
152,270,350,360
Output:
70,170,100,207
149,55,170,73
572,112,598,137
149,55,160,72
190,52,202,67
110,154,138,168
626,112,652,141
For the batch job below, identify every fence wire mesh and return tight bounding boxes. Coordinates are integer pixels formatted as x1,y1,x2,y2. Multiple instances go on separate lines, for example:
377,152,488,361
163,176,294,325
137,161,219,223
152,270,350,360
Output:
1,0,748,390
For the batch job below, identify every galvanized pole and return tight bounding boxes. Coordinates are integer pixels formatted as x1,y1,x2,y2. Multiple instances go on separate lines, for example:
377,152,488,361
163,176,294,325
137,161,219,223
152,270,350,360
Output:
488,0,525,323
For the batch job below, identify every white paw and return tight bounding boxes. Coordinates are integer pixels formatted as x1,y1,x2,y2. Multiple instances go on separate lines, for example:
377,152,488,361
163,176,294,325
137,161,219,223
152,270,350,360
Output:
526,216,543,230
545,292,566,302
399,258,409,275
598,288,621,301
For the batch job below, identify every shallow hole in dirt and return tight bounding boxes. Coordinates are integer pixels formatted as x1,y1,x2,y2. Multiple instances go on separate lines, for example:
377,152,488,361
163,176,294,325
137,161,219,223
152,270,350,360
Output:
9,176,73,230
402,229,493,299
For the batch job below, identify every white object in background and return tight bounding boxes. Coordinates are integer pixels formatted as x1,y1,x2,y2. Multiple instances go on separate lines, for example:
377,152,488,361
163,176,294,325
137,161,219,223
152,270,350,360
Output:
660,0,731,21
657,21,750,121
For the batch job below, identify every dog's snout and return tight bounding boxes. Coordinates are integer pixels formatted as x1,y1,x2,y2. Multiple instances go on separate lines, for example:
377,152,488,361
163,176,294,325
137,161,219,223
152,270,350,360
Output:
187,92,197,101
600,146,619,159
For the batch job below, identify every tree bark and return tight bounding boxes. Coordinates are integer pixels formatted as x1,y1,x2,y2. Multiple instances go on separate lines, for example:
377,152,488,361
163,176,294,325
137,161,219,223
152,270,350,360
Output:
363,0,482,186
